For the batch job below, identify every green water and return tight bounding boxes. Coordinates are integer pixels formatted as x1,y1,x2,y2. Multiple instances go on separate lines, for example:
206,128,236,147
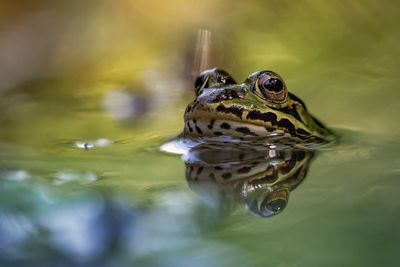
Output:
1,0,400,266
1,128,399,266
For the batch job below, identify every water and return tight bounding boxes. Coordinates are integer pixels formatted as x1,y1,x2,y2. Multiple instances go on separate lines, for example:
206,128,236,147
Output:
1,127,399,267
1,1,400,266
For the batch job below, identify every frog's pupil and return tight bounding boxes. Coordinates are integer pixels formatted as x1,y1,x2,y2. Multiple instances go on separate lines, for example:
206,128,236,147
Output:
266,199,287,212
264,78,283,92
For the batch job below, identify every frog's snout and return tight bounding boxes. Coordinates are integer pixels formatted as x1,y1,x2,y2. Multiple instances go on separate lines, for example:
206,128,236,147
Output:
212,89,241,102
197,87,246,104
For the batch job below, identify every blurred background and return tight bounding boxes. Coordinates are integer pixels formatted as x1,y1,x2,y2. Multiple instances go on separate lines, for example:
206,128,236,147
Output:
1,0,400,146
1,1,400,266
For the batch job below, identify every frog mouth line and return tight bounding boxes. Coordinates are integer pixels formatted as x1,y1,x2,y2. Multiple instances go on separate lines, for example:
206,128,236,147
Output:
185,102,266,128
184,102,333,142
185,105,285,133
184,116,286,139
186,102,295,131
184,113,332,145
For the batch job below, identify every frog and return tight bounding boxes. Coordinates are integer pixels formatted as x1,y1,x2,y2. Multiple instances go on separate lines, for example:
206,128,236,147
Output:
182,68,335,147
159,68,332,216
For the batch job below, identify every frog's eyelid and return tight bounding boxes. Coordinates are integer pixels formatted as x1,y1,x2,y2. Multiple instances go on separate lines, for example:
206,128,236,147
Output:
253,74,267,94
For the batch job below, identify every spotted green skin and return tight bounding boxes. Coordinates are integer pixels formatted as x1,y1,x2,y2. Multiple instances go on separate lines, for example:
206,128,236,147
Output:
184,68,334,145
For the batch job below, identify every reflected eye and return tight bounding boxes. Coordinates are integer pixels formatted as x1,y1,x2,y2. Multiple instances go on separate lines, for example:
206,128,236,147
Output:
254,72,288,103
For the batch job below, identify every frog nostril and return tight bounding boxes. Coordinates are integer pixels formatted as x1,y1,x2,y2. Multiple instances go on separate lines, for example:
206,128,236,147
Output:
213,89,241,102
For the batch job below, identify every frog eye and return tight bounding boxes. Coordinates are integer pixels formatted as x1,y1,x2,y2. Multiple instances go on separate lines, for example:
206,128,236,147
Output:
254,72,288,103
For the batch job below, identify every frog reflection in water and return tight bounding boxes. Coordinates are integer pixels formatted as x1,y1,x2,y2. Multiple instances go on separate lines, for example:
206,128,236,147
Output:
185,144,313,217
162,68,334,217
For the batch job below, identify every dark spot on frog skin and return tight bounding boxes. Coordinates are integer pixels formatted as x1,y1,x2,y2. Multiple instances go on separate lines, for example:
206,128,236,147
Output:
279,160,296,174
208,119,216,129
213,131,223,136
222,172,232,180
220,122,231,129
186,121,193,133
195,126,203,134
278,106,303,122
216,104,243,119
246,110,277,125
237,166,252,174
188,165,194,177
261,168,279,183
277,118,295,134
196,166,204,175
235,127,258,136
265,126,276,132
209,172,216,181
296,150,306,161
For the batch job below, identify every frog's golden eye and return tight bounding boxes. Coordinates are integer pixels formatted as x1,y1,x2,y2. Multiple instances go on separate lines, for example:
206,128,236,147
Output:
255,72,288,103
